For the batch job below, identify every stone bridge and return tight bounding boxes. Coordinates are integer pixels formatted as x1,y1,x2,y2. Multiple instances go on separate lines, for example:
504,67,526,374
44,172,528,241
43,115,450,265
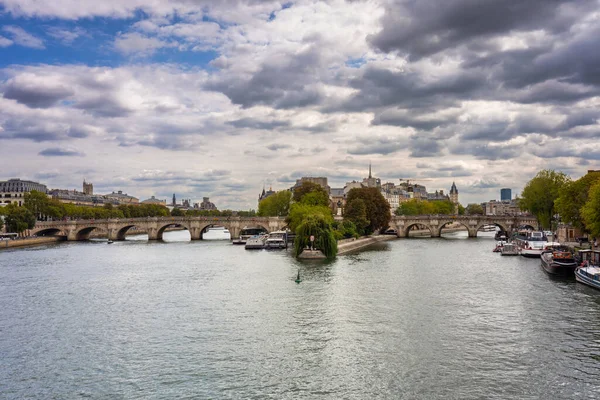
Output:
392,215,538,238
31,216,288,241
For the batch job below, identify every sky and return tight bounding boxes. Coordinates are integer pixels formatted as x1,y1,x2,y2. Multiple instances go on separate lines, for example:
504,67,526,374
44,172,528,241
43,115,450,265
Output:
1,0,599,209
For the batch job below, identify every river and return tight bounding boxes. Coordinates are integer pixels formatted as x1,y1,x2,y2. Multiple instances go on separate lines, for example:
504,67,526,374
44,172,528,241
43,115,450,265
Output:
1,231,600,399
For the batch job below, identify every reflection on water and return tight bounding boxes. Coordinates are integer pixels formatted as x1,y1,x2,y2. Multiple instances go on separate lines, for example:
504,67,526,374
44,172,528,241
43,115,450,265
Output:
1,230,600,399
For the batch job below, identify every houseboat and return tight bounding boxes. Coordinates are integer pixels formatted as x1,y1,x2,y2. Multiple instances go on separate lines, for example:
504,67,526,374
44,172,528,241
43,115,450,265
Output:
540,243,577,276
265,231,288,249
574,250,600,290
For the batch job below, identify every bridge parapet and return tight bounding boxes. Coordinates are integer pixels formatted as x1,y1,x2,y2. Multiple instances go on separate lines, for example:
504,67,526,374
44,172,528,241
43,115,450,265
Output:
31,216,288,241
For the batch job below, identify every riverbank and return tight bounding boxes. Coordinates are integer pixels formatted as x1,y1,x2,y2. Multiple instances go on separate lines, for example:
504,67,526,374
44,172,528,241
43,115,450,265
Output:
298,235,396,259
0,236,65,249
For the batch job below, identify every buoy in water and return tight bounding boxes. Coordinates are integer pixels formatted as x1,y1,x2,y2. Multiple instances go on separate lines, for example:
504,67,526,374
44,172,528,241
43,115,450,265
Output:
295,270,301,283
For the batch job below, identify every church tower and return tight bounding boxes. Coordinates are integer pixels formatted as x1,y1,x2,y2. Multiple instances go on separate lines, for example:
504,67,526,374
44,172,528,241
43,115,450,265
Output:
450,182,459,214
83,179,93,195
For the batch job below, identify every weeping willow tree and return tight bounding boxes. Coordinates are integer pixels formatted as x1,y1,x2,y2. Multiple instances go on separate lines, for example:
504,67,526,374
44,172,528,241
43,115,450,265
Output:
294,214,338,260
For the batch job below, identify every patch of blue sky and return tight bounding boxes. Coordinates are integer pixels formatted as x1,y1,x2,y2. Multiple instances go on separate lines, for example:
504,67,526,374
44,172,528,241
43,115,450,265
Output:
345,57,367,68
0,15,136,67
0,12,219,69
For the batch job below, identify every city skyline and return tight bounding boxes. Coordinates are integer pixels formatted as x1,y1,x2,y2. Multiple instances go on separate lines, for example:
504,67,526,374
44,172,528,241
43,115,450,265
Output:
1,0,599,209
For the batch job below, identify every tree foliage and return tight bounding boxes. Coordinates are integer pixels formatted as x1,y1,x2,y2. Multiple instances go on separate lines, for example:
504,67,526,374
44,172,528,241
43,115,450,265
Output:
287,203,333,232
293,181,329,205
520,169,570,229
396,199,455,216
171,207,185,216
555,171,600,231
345,187,391,234
293,214,337,260
258,190,292,216
465,203,484,215
4,203,36,234
343,198,369,235
458,203,465,215
581,181,600,239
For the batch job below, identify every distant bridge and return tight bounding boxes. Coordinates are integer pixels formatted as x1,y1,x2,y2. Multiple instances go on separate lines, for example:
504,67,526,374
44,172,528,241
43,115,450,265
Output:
391,215,538,238
31,216,288,241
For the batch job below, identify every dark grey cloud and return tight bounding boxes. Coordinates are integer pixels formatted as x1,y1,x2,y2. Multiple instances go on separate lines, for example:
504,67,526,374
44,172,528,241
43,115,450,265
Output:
450,142,523,161
347,136,407,155
74,96,131,118
266,143,291,151
206,46,324,109
38,147,84,157
369,0,596,59
3,81,73,108
409,136,443,158
228,117,290,130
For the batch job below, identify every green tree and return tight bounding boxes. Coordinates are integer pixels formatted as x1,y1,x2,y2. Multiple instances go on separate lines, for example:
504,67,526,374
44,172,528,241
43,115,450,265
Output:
343,198,370,235
171,208,185,216
258,190,292,216
345,187,391,234
431,200,454,214
287,203,333,232
581,180,600,239
24,190,51,220
466,203,484,215
520,169,570,229
293,214,337,260
396,199,434,216
458,204,465,215
293,181,329,204
555,171,600,231
4,204,36,235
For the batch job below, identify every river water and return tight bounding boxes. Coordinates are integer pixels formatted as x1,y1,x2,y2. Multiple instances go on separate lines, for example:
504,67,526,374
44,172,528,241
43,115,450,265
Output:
2,231,600,399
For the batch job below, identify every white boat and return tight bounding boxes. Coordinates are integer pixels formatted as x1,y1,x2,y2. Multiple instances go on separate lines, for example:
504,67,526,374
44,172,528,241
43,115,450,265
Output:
520,240,547,258
575,265,600,290
513,231,547,258
245,234,267,250
203,226,231,240
265,231,287,249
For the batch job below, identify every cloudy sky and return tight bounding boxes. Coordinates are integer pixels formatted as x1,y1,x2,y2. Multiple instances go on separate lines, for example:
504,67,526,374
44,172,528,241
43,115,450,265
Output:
1,0,599,209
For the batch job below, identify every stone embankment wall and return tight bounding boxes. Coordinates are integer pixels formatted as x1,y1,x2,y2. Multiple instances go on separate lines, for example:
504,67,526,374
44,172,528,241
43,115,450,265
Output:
337,235,395,255
0,236,65,249
298,235,395,259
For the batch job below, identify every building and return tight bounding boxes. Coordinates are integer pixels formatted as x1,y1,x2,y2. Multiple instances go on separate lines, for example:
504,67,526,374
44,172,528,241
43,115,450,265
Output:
199,197,217,211
83,180,93,195
0,178,48,207
141,196,167,206
329,187,345,216
104,191,139,204
483,199,521,216
500,188,511,201
362,163,381,189
49,189,118,207
258,186,276,203
293,177,330,193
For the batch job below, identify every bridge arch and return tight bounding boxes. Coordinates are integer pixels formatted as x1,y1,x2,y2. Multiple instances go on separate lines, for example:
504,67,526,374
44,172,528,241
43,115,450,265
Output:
73,226,106,241
156,222,192,240
114,224,149,241
34,228,67,237
404,222,434,238
437,220,471,237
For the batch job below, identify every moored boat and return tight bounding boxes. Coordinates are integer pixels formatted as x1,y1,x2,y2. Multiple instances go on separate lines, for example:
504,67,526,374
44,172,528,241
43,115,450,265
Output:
501,243,519,256
540,244,577,275
574,250,600,290
264,231,287,249
245,234,267,250
493,240,506,252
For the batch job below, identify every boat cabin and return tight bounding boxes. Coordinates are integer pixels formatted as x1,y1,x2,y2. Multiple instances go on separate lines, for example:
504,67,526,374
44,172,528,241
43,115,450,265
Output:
578,250,600,266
